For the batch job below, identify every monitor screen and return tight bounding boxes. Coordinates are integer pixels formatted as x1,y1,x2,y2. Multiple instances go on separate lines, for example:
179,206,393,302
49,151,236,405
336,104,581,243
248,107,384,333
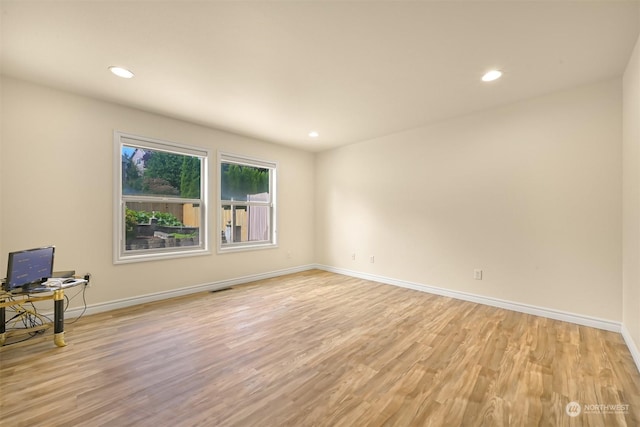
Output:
4,246,55,291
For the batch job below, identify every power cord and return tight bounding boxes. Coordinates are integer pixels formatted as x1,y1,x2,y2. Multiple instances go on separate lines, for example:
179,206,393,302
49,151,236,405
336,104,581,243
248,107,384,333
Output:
64,282,89,324
1,280,89,345
2,297,51,345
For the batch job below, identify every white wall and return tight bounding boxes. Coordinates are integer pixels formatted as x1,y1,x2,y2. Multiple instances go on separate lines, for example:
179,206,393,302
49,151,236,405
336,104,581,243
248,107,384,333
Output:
0,77,4,262
0,77,315,307
316,79,622,321
0,71,631,332
623,31,640,360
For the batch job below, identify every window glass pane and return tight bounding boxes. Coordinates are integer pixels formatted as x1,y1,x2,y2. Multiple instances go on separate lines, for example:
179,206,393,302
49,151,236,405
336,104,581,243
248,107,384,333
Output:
221,205,270,244
122,145,201,198
125,202,200,251
220,163,269,201
218,153,275,251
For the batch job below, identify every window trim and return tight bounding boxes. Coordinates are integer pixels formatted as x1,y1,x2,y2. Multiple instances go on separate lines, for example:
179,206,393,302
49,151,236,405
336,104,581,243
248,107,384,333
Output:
113,131,210,264
218,151,278,253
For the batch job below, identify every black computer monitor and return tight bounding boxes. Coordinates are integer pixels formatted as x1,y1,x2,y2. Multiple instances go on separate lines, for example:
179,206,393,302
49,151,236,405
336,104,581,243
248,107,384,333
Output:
3,246,55,292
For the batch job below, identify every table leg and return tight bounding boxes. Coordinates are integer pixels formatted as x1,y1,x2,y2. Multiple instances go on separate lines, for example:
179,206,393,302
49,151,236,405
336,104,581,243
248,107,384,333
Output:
0,303,5,346
53,289,66,347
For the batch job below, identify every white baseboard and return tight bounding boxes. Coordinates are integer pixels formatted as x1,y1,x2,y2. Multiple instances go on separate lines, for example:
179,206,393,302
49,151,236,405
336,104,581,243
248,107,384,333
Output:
62,264,317,319
59,263,639,373
316,264,622,333
621,323,640,374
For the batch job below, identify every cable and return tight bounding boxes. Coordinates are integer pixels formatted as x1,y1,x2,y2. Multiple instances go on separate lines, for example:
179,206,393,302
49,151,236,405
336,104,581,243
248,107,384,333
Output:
1,281,89,346
2,297,51,346
64,283,89,324
2,294,50,345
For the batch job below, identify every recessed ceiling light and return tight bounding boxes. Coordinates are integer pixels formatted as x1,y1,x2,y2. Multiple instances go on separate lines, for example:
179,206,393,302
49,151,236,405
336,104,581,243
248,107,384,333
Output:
308,131,319,138
109,66,135,79
482,70,502,82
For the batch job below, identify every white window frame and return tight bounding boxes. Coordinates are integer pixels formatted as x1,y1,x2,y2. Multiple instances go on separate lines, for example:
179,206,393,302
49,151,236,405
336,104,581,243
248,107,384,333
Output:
113,131,210,264
218,152,277,253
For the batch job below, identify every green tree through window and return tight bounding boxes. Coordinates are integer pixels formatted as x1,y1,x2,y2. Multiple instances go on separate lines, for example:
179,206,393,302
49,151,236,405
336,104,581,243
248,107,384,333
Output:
181,156,201,198
221,163,269,200
123,149,201,198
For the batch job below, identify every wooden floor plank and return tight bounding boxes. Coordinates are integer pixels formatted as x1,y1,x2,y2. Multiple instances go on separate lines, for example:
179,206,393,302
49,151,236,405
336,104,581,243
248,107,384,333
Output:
1,270,639,426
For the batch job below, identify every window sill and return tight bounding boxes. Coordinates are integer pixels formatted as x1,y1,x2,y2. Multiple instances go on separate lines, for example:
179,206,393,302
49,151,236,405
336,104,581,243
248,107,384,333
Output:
114,248,211,264
217,243,278,254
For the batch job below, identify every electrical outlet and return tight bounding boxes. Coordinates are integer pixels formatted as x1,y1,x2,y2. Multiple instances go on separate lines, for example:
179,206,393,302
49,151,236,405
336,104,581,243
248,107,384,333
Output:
474,269,482,280
370,255,375,263
351,253,356,261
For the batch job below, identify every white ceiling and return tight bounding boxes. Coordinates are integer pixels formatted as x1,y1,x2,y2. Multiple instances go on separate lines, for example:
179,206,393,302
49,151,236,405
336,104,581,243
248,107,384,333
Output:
1,1,639,152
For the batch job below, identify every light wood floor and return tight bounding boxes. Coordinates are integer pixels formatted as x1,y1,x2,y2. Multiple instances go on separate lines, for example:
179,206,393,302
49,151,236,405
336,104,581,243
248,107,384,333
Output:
1,270,639,426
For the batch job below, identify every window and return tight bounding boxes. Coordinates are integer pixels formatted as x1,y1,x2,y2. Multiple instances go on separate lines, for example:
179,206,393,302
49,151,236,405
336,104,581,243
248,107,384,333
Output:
114,132,209,263
219,152,277,252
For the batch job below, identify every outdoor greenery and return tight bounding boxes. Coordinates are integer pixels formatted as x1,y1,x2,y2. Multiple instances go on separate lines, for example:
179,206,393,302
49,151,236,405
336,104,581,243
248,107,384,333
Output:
123,148,201,197
123,154,143,193
125,207,139,238
125,208,185,239
221,163,269,200
145,151,183,193
180,157,201,198
131,210,183,226
170,232,198,239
